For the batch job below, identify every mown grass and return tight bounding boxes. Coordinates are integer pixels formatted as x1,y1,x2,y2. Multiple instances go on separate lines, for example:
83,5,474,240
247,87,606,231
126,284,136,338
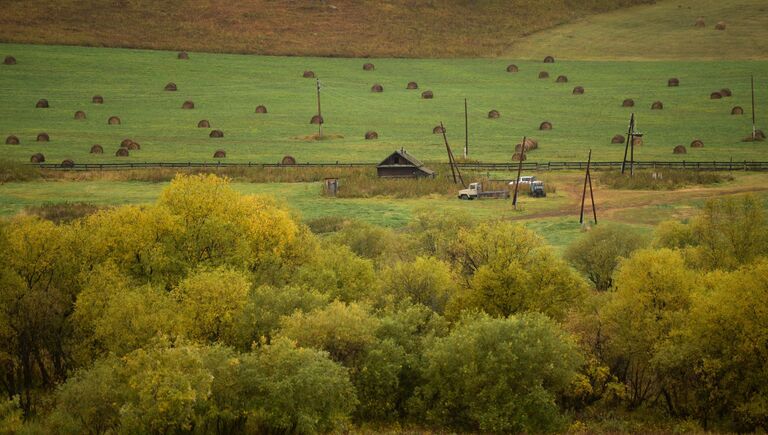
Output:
597,169,732,190
1,44,767,166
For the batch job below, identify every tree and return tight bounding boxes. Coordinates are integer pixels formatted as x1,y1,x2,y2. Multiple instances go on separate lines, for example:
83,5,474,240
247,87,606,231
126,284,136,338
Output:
565,224,648,291
294,243,375,302
378,256,456,313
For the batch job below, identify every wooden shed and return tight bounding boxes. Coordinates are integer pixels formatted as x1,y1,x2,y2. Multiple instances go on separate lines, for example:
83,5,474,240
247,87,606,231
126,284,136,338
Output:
377,149,435,178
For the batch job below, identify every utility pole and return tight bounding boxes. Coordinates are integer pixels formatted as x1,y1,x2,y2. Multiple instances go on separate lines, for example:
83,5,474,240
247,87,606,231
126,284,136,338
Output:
512,136,526,208
316,78,323,139
441,121,465,187
620,113,641,176
464,98,469,159
621,113,634,175
751,75,757,141
580,149,597,225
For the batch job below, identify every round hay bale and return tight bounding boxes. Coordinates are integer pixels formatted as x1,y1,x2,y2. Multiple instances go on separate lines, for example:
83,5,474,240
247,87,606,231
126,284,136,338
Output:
365,131,378,140
310,114,324,124
178,51,189,59
690,139,704,148
573,86,585,95
433,125,445,134
363,62,375,71
651,101,664,110
92,95,104,104
61,159,75,168
731,106,744,115
90,144,104,154
512,152,527,161
556,75,568,83
126,141,140,150
673,145,687,154
421,90,433,99
539,121,553,130
543,56,555,63
710,92,723,99
488,109,500,119
115,148,129,157
182,101,195,109
371,84,383,92
695,17,705,27
198,119,210,128
303,70,315,78
120,138,134,148
36,99,49,108
74,110,86,120
209,129,224,138
633,137,643,146
108,116,121,125
622,98,635,107
538,71,549,79
668,78,680,87
36,133,49,142
164,82,177,91
30,153,45,163
281,155,296,165
5,135,19,145
611,134,625,144
3,56,16,65
255,105,268,114
506,64,519,73
715,21,726,30
406,81,418,90
515,139,538,152
720,88,732,97
213,149,226,158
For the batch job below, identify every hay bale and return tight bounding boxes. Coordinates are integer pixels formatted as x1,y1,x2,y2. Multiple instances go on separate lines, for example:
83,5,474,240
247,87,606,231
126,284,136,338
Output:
164,82,177,91
695,17,705,27
74,110,86,120
108,116,121,125
731,106,744,115
255,105,268,114
209,129,224,138
690,139,704,148
622,98,635,107
407,81,418,89
37,133,49,142
92,95,104,104
573,86,585,95
371,84,383,92
30,153,45,163
126,141,140,150
310,114,324,124
115,148,129,157
90,144,104,154
36,99,49,108
120,139,134,148
363,62,375,71
365,131,378,140
213,149,226,158
198,120,211,128
539,121,553,130
488,110,500,119
182,101,195,109
433,125,445,134
281,155,296,165
506,64,520,73
668,78,680,87
303,70,315,78
538,71,549,79
633,137,643,146
611,134,625,144
5,135,19,145
515,138,538,152
720,88,732,97
178,51,189,59
61,159,75,168
3,56,16,65
710,92,723,99
715,21,726,30
651,101,664,110
512,152,527,161
544,56,555,63
421,90,433,99
556,75,568,83
673,145,687,154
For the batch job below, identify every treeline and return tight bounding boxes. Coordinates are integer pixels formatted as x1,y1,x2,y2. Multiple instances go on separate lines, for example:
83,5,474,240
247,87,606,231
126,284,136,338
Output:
0,174,766,433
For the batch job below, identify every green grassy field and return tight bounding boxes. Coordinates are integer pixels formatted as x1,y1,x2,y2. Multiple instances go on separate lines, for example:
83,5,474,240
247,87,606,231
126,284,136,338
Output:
1,43,767,165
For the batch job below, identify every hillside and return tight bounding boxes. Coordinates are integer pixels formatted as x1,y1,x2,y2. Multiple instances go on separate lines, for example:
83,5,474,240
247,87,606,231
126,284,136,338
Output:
0,0,652,58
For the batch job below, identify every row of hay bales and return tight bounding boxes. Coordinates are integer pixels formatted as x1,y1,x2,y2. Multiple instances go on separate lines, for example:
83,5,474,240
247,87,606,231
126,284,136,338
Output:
694,17,727,30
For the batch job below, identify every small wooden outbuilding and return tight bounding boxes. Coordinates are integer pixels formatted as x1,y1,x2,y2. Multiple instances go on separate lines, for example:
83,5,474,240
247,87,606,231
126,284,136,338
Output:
377,149,435,178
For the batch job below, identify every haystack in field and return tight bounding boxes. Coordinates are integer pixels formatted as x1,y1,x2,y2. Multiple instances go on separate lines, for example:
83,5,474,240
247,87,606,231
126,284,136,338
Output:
5,135,19,145
512,152,527,161
30,153,45,163
433,125,445,134
365,131,378,140
303,70,315,78
182,101,195,109
731,106,744,115
544,56,555,63
673,145,687,154
310,115,324,124
281,155,296,165
363,62,375,71
371,84,383,92
213,149,226,158
720,88,732,97
539,121,553,130
651,101,664,110
74,111,86,120
178,52,189,59
694,17,705,27
556,75,568,83
3,56,16,65
61,159,75,167
506,64,518,72
710,92,723,99
108,116,121,125
573,86,585,95
715,21,726,30
421,90,433,99
165,82,178,91
690,139,704,148
622,98,635,107
92,95,104,104
255,105,268,113
90,144,104,154
116,148,129,157
668,78,680,87
198,120,210,128
37,133,49,142
538,71,549,79
120,139,134,148
209,129,224,138
407,81,418,89
488,110,500,119
126,141,140,150
611,134,625,144
36,99,49,108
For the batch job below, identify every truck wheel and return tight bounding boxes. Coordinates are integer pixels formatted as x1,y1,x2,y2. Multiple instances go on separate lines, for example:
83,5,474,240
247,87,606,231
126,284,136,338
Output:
469,196,476,200
460,194,469,200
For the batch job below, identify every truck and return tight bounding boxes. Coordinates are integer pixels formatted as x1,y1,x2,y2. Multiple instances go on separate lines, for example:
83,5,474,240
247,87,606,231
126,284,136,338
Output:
508,176,546,198
529,180,546,197
458,182,510,200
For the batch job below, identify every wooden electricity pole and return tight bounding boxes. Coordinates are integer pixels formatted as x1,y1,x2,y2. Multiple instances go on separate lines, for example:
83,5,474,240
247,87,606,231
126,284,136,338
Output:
441,121,465,187
316,78,323,139
580,149,597,225
512,136,526,208
621,113,636,176
752,75,757,141
464,98,469,159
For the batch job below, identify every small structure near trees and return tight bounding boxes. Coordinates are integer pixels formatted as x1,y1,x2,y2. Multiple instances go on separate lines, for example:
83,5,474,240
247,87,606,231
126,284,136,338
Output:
376,149,435,178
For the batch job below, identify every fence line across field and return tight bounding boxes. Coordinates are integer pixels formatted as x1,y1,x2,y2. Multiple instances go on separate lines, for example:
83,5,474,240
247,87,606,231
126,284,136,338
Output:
29,161,768,171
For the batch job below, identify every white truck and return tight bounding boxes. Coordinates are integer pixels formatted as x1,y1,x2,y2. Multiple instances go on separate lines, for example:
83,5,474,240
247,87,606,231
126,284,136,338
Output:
508,176,546,198
458,182,510,200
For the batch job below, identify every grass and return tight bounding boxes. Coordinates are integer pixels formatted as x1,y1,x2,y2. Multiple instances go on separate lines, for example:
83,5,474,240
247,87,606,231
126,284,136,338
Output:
597,169,731,190
1,44,767,166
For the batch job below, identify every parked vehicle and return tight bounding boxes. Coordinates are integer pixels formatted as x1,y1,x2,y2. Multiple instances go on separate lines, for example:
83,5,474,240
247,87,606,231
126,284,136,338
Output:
529,180,546,197
458,182,510,200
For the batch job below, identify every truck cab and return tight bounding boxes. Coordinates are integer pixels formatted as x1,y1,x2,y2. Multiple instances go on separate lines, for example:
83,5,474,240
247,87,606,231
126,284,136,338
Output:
458,182,482,199
529,180,546,197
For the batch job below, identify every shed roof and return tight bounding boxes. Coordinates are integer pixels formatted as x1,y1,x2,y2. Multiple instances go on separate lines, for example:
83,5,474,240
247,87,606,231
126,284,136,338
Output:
377,149,435,175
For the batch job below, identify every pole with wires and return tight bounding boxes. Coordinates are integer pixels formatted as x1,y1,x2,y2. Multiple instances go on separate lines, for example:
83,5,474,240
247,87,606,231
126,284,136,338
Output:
316,78,323,139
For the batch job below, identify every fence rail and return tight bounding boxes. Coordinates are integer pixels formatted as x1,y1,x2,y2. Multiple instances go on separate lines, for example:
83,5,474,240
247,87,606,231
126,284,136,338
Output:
29,161,768,171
